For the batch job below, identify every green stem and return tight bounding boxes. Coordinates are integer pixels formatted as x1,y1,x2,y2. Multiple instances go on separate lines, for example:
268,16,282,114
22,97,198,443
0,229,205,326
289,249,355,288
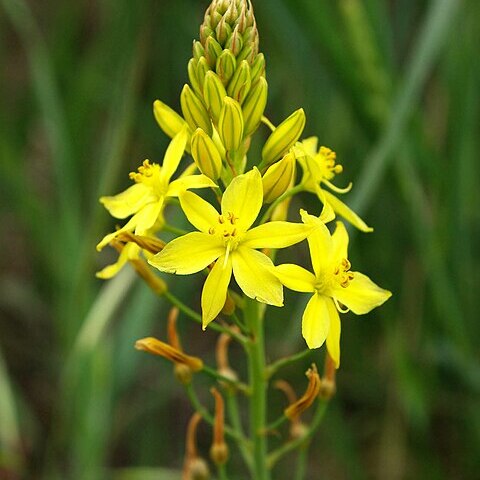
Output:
201,365,249,393
163,291,247,345
245,298,270,480
185,384,247,444
265,414,288,433
259,185,303,224
267,400,328,469
163,223,188,236
293,445,309,480
217,464,228,480
226,392,254,471
266,348,313,379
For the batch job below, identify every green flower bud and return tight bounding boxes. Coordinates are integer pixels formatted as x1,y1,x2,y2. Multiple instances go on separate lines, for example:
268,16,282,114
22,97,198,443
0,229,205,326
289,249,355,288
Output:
180,84,212,135
250,53,265,84
216,16,232,45
196,56,211,93
192,40,205,61
191,128,223,180
216,49,236,86
211,126,227,160
218,96,244,152
225,25,243,57
227,59,251,105
204,71,227,123
200,25,214,44
188,58,203,97
242,76,268,136
236,44,255,64
261,108,306,167
153,100,191,151
205,36,223,67
262,151,296,203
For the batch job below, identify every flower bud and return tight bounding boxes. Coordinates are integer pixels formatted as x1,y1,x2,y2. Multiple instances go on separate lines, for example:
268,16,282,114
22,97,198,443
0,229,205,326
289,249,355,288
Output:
250,53,266,84
237,44,254,63
153,100,190,144
261,108,306,168
205,36,223,67
218,96,244,151
192,40,205,61
227,59,251,104
196,56,211,91
191,128,223,180
188,458,211,480
215,16,232,45
225,25,243,56
180,84,212,136
216,49,236,85
242,76,268,136
188,58,203,97
262,151,296,203
203,71,227,123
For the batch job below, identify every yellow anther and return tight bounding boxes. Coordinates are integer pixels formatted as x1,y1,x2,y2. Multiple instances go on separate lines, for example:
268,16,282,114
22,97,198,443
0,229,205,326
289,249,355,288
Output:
209,227,216,235
218,215,225,224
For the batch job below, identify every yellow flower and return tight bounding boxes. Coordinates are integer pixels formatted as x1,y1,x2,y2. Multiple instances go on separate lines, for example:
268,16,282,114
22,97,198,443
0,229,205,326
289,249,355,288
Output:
149,168,313,328
295,137,373,232
274,211,391,367
97,128,216,250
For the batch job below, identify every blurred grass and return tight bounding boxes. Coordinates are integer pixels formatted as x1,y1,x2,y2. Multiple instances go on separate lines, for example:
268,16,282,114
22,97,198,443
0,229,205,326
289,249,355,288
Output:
1,0,479,479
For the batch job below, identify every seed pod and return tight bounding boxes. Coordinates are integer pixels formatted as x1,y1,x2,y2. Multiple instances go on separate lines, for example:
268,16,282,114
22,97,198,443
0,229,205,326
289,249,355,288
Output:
262,151,296,203
180,84,213,135
191,128,223,180
203,71,227,123
261,108,306,168
242,76,267,136
227,59,251,104
216,49,236,85
218,96,244,151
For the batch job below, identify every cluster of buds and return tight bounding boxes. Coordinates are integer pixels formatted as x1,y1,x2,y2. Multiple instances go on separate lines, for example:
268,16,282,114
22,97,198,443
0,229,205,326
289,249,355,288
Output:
154,0,270,184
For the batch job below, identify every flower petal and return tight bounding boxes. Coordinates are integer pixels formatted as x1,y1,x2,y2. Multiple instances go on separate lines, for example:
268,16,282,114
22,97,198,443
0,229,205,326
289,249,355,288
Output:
242,221,312,249
232,247,283,306
322,190,373,232
332,272,392,315
133,200,164,235
96,243,140,279
325,301,341,368
221,168,262,231
96,202,162,251
274,264,316,293
167,174,216,197
300,210,333,277
149,232,223,274
331,221,349,262
179,191,220,233
160,127,189,182
201,256,233,329
302,294,331,349
100,183,153,219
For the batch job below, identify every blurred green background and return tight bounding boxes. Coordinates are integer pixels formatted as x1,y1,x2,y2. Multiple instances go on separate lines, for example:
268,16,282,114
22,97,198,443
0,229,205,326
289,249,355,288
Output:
1,0,479,478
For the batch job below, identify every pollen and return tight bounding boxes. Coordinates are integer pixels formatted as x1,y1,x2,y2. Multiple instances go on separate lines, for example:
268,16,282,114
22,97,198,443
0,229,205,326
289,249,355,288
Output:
334,258,354,288
318,146,343,178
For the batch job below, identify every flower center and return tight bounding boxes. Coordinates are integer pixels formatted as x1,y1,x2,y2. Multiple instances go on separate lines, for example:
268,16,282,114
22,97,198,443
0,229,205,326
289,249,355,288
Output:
129,160,166,195
208,212,240,266
333,258,354,288
316,147,343,181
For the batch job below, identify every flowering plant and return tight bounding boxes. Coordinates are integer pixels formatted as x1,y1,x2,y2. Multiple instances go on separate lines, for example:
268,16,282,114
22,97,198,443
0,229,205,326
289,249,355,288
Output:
97,1,391,477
